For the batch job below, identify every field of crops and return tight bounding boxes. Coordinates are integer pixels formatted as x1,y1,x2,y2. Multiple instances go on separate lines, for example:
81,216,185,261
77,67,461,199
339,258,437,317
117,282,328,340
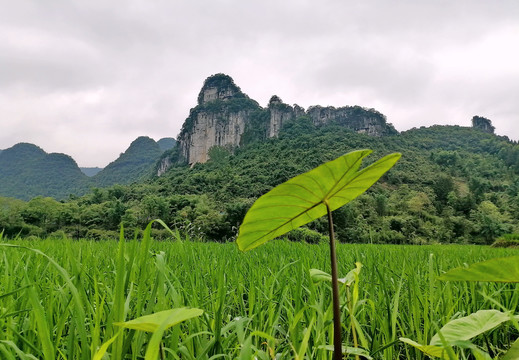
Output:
0,230,518,359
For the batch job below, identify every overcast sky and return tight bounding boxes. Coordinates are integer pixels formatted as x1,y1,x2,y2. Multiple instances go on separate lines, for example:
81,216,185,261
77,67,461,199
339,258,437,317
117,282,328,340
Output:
1,0,518,167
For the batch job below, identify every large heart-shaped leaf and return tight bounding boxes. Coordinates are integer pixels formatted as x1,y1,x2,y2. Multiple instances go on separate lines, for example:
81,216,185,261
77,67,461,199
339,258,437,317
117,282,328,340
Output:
400,337,458,360
114,307,203,333
438,256,519,283
236,150,401,251
502,338,519,360
430,310,512,346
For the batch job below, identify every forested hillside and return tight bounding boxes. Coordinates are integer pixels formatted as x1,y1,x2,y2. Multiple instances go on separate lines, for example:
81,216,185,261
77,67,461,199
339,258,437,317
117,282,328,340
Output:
92,136,165,187
0,143,90,200
1,120,517,244
0,137,175,200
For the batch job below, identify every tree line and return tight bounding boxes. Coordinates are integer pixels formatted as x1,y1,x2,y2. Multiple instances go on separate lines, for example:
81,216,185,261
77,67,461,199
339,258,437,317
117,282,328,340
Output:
1,120,518,244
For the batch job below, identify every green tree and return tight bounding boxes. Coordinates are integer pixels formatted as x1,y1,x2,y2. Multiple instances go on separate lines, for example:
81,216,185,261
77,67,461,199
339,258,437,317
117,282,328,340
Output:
470,201,511,244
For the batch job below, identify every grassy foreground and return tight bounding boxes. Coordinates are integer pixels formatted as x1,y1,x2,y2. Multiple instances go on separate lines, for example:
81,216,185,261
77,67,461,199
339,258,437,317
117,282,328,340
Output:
0,233,518,359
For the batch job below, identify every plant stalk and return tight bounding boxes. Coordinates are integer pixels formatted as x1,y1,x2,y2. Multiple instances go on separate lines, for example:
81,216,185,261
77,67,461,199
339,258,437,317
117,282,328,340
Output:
326,202,342,360
347,289,360,360
160,341,165,360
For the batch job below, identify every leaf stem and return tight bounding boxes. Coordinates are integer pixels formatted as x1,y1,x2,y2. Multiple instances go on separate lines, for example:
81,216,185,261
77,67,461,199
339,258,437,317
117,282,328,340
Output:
326,201,343,360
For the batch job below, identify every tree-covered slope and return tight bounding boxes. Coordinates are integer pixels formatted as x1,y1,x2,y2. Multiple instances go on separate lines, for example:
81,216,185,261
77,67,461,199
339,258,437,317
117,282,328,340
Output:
0,137,172,200
153,122,518,243
4,120,516,245
0,143,90,200
92,136,164,187
80,167,103,177
157,137,176,151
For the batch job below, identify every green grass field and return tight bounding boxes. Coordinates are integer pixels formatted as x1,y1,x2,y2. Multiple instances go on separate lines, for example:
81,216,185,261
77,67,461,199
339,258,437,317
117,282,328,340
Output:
0,232,518,359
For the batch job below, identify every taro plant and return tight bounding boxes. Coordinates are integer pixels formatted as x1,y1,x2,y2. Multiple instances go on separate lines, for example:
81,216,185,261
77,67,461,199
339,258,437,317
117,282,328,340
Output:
401,255,519,359
94,307,204,360
236,149,401,359
310,263,373,359
93,220,203,360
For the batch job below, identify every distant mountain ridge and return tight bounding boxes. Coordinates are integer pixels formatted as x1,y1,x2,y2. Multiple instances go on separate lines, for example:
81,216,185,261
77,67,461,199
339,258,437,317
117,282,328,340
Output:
81,167,103,177
0,72,505,203
0,137,176,200
0,143,89,200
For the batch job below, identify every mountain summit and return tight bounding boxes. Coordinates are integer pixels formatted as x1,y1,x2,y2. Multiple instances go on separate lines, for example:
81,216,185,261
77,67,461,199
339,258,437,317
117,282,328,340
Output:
175,73,397,166
197,73,247,105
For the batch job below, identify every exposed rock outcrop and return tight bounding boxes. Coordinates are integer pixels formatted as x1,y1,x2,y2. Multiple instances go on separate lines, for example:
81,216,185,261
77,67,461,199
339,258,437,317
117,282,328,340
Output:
178,74,261,165
268,95,295,138
307,105,395,136
472,116,495,134
180,109,252,164
171,73,398,169
157,157,172,177
197,73,244,105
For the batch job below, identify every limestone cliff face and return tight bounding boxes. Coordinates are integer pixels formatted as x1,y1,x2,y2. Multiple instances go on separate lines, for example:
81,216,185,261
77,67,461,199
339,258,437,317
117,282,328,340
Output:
156,157,171,177
268,95,295,138
172,73,397,169
178,74,260,165
306,106,394,136
472,116,495,134
180,109,251,164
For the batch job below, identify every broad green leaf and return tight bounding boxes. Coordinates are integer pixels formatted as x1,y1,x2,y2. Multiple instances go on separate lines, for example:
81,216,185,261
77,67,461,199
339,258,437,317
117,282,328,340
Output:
344,262,362,287
470,347,492,360
441,340,492,360
400,337,458,360
430,310,512,346
114,307,203,333
144,308,201,360
310,262,362,285
310,268,332,283
502,338,519,360
438,256,519,283
318,345,373,359
237,150,401,251
345,347,373,360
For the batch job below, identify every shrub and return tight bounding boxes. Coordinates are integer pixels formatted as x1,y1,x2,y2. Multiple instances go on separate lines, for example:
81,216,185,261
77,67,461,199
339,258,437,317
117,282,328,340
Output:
286,227,328,244
491,233,519,247
85,229,119,241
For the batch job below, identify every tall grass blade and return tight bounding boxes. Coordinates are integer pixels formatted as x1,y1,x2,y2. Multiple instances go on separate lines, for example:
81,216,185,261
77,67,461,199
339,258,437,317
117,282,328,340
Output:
25,280,55,360
93,333,120,360
0,244,89,359
0,340,38,360
111,225,127,359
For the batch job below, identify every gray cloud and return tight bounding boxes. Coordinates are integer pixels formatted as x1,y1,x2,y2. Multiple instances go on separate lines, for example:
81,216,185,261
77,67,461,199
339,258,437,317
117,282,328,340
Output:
0,0,518,167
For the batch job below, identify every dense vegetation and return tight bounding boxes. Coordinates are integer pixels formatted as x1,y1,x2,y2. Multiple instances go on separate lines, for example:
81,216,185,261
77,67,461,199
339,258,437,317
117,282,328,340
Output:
0,137,175,200
0,143,91,200
3,120,518,245
93,136,165,187
0,233,517,359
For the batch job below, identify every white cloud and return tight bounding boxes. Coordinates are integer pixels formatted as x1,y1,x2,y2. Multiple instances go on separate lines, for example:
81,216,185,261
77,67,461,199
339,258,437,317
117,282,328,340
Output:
0,0,518,166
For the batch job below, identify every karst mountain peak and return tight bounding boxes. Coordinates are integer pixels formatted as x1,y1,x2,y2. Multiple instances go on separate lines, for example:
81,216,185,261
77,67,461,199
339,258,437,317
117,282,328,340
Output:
175,73,397,167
